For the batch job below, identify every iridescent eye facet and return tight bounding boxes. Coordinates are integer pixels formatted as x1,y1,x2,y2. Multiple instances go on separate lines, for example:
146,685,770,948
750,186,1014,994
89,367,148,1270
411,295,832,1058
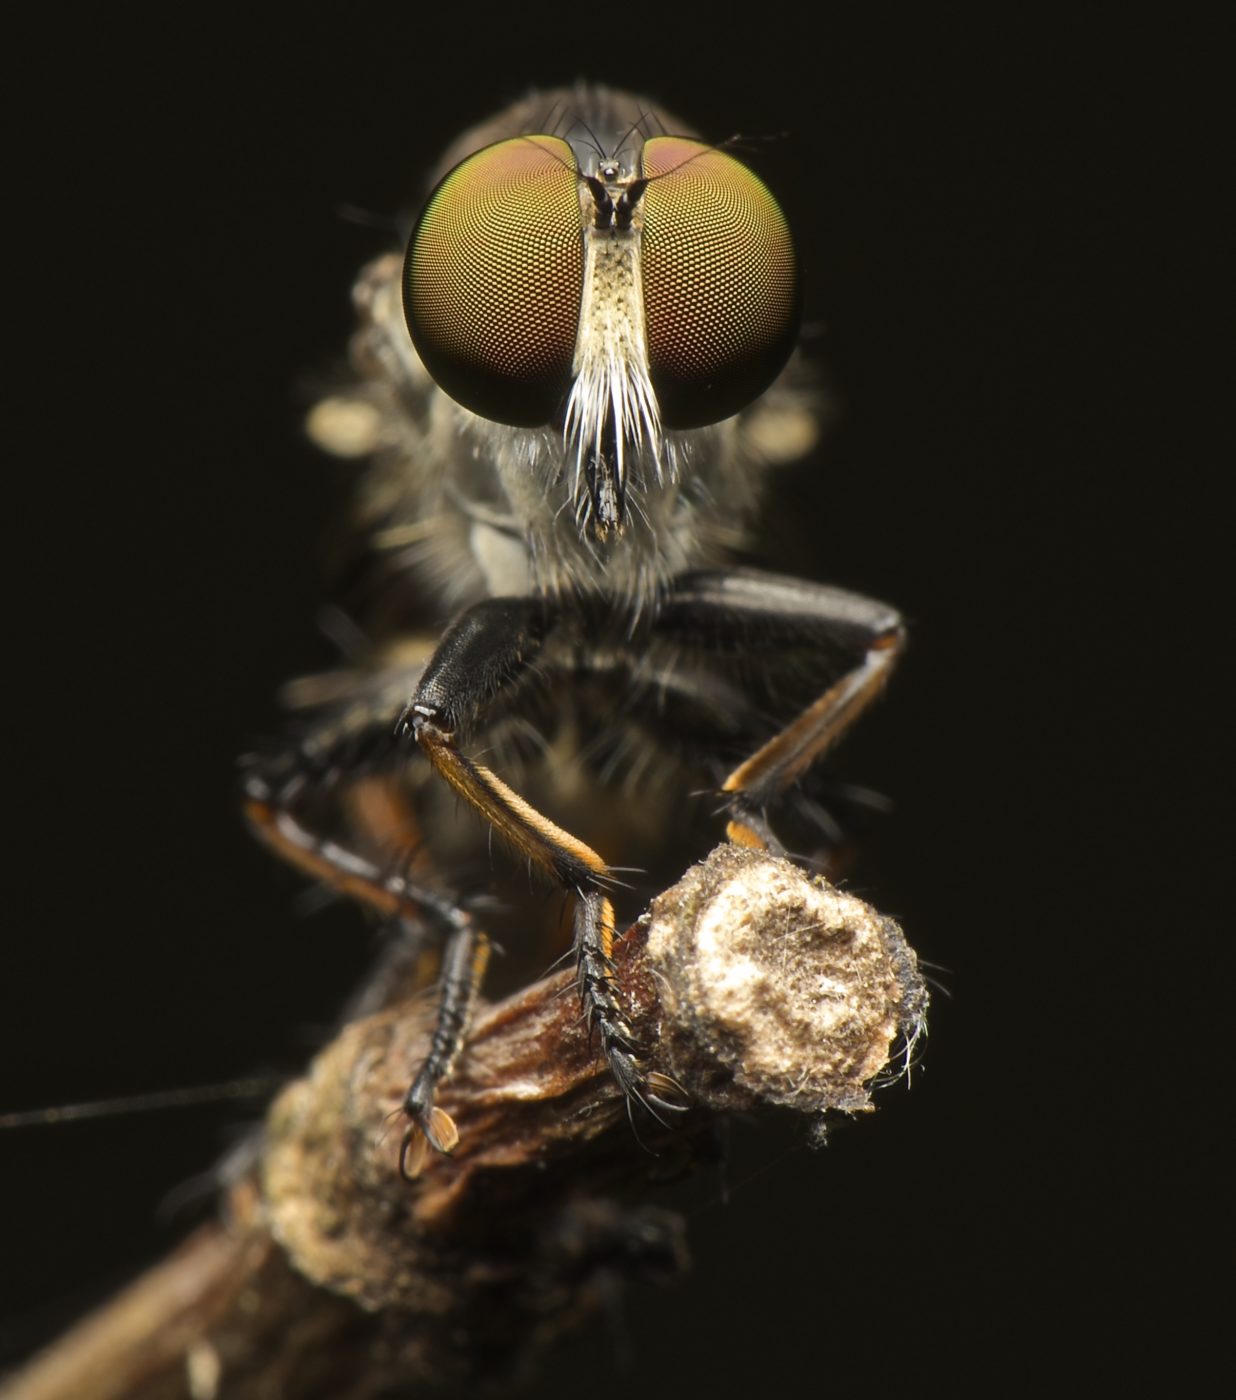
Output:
404,136,584,427
639,137,799,429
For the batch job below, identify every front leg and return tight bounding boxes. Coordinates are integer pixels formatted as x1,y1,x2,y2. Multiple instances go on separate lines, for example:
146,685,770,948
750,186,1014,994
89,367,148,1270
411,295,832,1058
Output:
399,597,684,1159
656,569,905,849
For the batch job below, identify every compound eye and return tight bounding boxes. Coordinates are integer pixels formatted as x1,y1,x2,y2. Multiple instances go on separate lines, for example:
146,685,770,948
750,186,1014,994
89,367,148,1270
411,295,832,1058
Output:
404,136,584,427
640,137,799,429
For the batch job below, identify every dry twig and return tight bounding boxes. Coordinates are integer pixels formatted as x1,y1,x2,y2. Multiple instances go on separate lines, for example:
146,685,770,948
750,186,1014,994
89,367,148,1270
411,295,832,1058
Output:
5,846,925,1400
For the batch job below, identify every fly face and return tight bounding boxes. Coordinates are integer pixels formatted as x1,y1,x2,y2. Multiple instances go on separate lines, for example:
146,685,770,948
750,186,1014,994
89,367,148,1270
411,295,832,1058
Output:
402,103,800,546
307,88,813,607
248,86,906,1176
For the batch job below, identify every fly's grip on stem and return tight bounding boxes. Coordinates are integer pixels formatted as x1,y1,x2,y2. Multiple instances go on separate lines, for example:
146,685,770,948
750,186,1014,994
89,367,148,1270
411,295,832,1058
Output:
573,889,689,1124
259,844,925,1310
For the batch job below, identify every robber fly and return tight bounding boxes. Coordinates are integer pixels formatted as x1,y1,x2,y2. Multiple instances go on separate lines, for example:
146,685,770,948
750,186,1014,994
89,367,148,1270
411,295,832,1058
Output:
242,86,905,1178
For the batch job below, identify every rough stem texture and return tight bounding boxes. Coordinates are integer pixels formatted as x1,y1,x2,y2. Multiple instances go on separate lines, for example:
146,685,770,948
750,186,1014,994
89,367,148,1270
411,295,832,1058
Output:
5,847,926,1400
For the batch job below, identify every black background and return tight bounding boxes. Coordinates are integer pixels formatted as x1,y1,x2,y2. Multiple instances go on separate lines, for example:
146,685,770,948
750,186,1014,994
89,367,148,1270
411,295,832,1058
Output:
3,10,1222,1393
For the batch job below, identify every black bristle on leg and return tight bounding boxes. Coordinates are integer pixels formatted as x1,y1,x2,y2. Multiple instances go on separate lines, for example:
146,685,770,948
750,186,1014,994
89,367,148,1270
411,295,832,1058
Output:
573,890,688,1130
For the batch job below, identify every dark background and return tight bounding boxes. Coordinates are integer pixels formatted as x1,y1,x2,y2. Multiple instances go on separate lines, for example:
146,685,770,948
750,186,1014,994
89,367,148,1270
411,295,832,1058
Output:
4,11,1221,1393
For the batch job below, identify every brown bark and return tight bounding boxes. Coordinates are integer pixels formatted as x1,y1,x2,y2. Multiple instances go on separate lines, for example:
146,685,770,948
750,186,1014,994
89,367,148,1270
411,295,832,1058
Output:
4,846,925,1400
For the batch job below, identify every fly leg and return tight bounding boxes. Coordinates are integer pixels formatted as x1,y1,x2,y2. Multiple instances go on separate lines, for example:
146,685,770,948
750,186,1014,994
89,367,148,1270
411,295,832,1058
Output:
400,597,685,1131
656,569,906,850
244,770,469,933
399,914,490,1179
243,738,493,1168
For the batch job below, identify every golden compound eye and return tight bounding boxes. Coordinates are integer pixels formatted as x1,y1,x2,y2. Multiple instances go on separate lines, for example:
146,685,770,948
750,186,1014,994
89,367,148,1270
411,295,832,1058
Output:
639,137,799,429
404,136,584,427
